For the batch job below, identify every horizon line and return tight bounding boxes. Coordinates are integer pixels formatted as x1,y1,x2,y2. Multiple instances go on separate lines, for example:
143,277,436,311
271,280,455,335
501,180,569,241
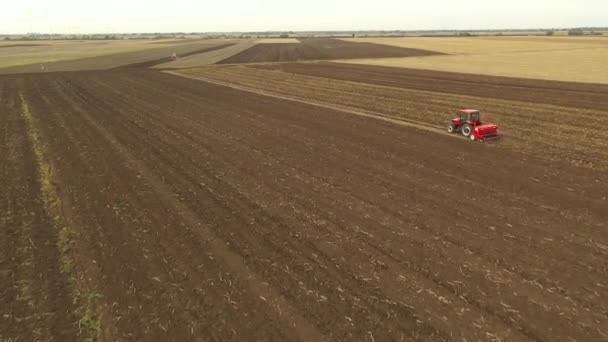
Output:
2,26,608,36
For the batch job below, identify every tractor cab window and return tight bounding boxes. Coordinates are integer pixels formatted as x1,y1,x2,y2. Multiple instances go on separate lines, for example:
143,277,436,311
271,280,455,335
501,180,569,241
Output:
460,113,469,122
471,112,480,122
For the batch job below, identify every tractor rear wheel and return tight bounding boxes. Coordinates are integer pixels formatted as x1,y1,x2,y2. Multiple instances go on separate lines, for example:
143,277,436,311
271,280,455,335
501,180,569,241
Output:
461,124,472,137
447,123,455,133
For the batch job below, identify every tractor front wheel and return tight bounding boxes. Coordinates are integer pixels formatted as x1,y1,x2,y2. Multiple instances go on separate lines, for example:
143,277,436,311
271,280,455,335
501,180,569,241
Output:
447,123,456,133
461,124,472,137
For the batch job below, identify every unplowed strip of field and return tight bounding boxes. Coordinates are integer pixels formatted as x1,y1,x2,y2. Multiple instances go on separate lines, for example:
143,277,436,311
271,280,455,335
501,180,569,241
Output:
154,41,257,69
255,62,608,110
6,70,607,341
218,38,440,64
177,65,608,171
0,77,77,340
0,40,234,74
117,42,235,68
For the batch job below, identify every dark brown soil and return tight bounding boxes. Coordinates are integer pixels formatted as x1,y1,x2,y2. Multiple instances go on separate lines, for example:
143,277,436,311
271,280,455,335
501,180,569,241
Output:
218,38,441,64
2,69,607,341
254,62,608,110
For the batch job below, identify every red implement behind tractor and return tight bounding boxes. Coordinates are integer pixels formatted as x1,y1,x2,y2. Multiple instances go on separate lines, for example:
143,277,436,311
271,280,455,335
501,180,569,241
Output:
447,109,500,141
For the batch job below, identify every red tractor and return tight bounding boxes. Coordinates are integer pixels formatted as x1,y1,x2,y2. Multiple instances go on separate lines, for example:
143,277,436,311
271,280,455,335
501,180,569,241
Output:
448,109,500,141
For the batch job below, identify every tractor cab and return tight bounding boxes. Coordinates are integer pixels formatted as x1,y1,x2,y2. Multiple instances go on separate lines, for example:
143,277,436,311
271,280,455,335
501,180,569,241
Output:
447,109,500,141
455,109,481,126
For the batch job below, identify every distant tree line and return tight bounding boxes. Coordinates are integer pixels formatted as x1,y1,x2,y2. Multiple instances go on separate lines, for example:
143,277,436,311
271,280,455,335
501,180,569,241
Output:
1,27,605,41
568,29,584,36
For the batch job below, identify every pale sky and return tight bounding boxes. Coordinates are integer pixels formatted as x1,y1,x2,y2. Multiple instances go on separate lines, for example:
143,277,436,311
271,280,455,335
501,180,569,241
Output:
1,0,606,34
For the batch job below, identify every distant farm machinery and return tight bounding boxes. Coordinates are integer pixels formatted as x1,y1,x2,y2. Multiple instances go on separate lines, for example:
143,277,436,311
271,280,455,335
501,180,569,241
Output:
447,109,500,141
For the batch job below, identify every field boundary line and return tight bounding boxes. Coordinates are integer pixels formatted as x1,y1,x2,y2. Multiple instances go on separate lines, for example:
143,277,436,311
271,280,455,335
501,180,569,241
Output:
165,71,455,137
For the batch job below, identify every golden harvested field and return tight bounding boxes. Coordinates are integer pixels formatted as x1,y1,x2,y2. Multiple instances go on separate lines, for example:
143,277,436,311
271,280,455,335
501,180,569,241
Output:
342,36,608,54
338,36,608,83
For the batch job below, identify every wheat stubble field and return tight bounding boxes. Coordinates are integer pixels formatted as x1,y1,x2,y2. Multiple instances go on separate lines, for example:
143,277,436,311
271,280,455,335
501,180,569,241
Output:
1,36,607,341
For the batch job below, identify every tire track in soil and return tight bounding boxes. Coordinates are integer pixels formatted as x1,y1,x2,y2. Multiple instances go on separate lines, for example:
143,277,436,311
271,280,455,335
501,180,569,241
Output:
167,71,449,137
40,71,604,340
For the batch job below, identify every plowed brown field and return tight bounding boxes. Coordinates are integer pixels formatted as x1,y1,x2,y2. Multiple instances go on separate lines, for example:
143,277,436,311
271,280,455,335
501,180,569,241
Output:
178,65,608,171
255,62,608,110
2,69,607,341
218,38,440,64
